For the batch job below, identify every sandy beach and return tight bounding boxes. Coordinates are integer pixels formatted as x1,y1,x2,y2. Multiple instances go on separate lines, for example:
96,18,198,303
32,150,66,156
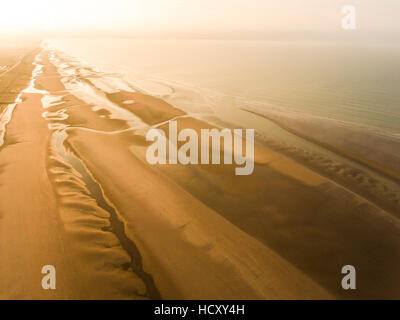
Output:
0,44,399,300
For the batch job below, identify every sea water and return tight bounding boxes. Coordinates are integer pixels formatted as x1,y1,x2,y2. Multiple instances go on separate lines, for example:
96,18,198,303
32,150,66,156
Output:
47,38,400,134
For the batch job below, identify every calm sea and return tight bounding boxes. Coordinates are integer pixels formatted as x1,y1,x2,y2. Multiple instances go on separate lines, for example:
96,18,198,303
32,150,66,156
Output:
47,38,400,134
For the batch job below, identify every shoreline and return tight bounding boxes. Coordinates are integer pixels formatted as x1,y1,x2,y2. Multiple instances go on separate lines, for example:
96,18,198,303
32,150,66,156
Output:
243,109,400,218
47,48,332,299
0,45,399,299
48,48,400,298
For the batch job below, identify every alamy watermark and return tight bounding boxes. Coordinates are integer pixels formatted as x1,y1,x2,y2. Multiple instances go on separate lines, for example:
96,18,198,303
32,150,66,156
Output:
41,265,56,290
145,121,255,176
342,5,357,30
341,265,356,290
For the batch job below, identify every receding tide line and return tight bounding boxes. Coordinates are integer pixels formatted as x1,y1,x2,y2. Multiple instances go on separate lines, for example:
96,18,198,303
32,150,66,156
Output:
0,94,21,148
54,129,161,299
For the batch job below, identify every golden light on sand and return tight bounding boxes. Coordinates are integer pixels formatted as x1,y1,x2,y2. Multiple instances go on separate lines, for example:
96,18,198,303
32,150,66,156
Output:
1,0,400,302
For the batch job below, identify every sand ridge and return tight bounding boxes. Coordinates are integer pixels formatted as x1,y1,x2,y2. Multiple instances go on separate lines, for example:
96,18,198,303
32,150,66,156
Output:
0,46,399,299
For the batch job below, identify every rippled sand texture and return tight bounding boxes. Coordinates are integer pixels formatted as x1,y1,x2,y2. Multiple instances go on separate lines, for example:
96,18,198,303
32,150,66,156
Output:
0,46,399,299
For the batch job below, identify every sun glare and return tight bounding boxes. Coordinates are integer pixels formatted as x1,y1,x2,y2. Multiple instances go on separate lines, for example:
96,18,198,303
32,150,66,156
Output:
0,0,398,36
0,0,153,34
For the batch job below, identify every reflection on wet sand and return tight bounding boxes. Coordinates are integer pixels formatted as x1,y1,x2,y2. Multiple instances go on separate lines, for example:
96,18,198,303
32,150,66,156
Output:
0,45,399,299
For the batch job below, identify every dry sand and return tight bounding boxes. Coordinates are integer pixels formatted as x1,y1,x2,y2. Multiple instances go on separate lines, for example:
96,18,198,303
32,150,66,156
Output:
0,46,399,299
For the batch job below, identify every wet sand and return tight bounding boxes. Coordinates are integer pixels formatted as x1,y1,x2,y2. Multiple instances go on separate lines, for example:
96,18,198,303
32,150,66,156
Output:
0,46,399,299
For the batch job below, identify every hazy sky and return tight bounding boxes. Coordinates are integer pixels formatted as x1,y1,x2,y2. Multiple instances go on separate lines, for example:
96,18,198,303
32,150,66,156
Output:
1,0,399,36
